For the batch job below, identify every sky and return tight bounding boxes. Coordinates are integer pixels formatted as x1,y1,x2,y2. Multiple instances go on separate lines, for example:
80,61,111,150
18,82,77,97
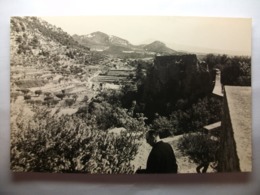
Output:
41,16,251,56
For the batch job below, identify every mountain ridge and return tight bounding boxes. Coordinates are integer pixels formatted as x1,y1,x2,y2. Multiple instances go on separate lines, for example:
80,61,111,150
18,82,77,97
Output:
73,31,177,56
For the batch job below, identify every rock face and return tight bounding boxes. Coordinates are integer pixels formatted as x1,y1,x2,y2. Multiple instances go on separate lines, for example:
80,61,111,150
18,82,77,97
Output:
141,54,214,116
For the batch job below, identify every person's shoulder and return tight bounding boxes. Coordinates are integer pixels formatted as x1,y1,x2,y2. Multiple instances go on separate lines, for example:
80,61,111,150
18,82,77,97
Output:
159,141,173,149
155,141,170,148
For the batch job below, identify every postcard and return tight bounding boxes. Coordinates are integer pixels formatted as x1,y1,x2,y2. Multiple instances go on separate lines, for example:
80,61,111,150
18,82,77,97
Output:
10,16,252,174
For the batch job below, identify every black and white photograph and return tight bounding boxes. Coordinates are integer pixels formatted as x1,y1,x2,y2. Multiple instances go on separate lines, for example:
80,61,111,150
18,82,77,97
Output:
10,16,252,174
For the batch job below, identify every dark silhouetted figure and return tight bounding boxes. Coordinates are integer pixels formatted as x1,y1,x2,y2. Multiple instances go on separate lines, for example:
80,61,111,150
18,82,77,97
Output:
136,130,178,174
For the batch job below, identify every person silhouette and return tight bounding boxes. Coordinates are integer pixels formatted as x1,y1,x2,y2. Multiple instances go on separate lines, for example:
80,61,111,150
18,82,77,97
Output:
136,130,178,174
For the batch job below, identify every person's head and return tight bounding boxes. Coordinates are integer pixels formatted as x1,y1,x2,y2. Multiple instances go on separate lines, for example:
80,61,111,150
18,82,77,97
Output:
146,130,160,146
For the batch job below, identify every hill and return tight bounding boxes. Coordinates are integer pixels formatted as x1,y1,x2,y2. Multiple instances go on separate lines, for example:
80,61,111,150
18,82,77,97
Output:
142,41,176,54
10,17,105,70
73,31,132,51
73,31,178,57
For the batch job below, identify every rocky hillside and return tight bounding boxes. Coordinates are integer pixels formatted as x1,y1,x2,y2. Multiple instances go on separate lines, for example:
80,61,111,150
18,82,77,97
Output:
73,31,132,51
10,17,104,70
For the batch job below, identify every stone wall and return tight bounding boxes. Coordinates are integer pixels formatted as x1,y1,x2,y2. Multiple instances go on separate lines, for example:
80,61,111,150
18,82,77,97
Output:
217,86,252,172
218,89,240,172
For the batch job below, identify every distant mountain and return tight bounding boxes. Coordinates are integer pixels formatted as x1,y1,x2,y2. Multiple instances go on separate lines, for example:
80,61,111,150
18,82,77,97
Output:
73,31,131,51
109,35,131,47
142,41,176,54
73,32,178,56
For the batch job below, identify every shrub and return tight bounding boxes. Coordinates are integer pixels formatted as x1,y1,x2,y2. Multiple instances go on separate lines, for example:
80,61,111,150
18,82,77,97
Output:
152,116,173,138
44,96,54,101
56,93,65,100
169,96,222,135
11,109,141,173
178,133,219,165
35,90,42,96
24,95,31,100
21,88,30,94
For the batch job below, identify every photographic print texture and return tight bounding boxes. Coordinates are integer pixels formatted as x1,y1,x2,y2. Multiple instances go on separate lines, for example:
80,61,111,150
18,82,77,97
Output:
10,16,252,174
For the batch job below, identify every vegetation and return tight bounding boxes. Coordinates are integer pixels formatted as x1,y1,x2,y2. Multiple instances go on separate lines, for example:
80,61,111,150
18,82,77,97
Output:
24,95,31,100
151,96,222,135
203,54,251,86
11,108,141,173
15,80,48,88
56,93,65,100
35,90,42,96
178,133,219,167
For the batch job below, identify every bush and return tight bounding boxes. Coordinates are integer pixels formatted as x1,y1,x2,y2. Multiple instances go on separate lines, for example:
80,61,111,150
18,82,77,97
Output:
178,133,219,165
21,88,30,94
35,90,42,96
11,109,141,173
24,95,31,100
152,116,173,138
169,96,222,134
44,96,54,101
56,93,65,100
